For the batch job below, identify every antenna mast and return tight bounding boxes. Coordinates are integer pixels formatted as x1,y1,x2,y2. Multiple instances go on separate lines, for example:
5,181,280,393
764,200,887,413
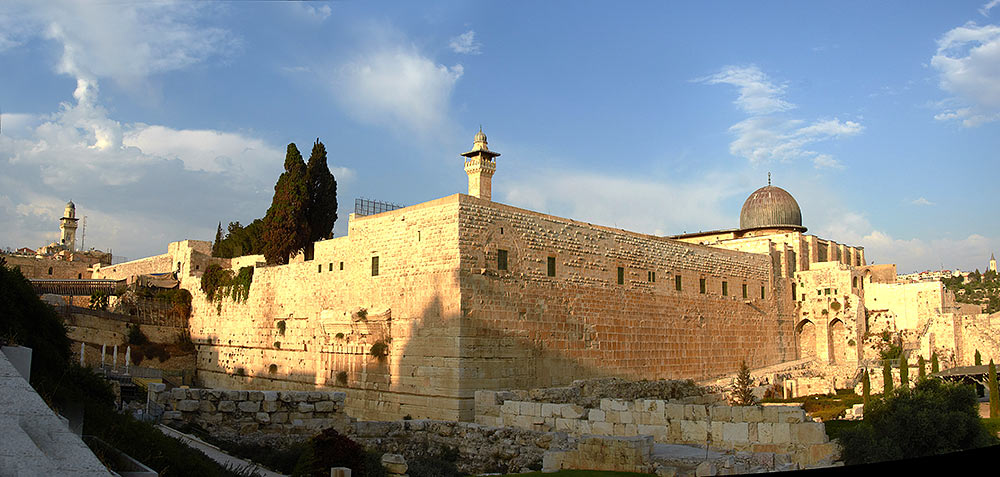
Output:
81,215,87,250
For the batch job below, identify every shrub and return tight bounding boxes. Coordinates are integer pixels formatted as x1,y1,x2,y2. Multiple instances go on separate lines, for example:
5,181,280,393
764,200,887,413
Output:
273,341,281,349
369,340,389,360
200,264,232,301
335,332,344,340
882,360,893,393
899,355,909,389
990,360,999,419
89,290,109,310
235,367,246,377
731,360,756,405
830,300,841,311
336,371,348,385
126,324,149,346
838,378,997,464
230,266,254,302
277,320,286,336
292,428,385,477
931,352,940,374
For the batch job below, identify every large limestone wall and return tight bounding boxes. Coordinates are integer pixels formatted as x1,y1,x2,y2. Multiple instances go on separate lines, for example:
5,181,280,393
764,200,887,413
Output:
186,195,465,421
866,281,947,331
456,195,795,394
793,263,863,366
4,255,93,279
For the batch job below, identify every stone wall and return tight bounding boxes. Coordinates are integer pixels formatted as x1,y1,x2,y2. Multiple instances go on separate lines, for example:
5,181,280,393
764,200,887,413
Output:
474,390,836,464
4,255,93,279
150,385,350,441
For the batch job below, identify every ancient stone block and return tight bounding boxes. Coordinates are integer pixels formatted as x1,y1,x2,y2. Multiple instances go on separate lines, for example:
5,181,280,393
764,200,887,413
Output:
709,406,731,422
778,408,805,423
199,400,216,412
381,453,408,474
262,400,280,412
710,421,724,443
255,412,270,423
248,391,264,401
680,420,708,442
592,421,614,435
520,401,541,417
170,388,188,401
271,412,288,424
238,401,261,413
315,401,337,412
757,423,773,444
262,391,278,402
722,422,749,443
792,423,826,444
161,411,182,421
561,404,585,419
589,409,606,422
665,404,685,421
500,400,519,415
218,400,236,412
298,402,316,413
176,399,200,412
684,405,707,420
743,406,763,423
772,423,791,444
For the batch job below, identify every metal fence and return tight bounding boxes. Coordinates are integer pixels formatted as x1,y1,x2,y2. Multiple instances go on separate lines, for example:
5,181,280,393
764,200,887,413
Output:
354,197,404,216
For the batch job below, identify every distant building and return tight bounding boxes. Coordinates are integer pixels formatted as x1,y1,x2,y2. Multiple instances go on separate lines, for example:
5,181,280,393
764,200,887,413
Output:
4,201,110,279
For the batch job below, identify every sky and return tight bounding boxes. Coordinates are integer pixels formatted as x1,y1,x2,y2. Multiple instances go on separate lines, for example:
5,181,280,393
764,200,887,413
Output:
1,1,999,273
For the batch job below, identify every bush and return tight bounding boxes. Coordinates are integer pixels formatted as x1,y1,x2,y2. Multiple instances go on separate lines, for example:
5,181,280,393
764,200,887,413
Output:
336,371,348,385
838,378,997,464
277,320,286,336
407,446,462,477
731,360,756,405
127,324,149,346
89,290,109,310
292,428,385,477
369,340,389,360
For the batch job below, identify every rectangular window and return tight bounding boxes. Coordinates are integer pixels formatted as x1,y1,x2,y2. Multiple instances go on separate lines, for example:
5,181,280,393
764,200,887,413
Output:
824,288,830,295
340,262,344,270
792,283,797,300
817,290,822,295
617,267,625,285
722,281,728,296
699,278,706,294
498,249,508,271
742,283,748,299
329,263,333,271
675,275,682,291
372,256,379,276
801,294,806,301
761,286,766,299
547,257,556,277
648,271,655,282
318,264,322,273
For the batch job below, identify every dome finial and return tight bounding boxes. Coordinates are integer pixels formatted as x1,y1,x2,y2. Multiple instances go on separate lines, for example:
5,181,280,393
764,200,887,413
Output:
768,172,771,186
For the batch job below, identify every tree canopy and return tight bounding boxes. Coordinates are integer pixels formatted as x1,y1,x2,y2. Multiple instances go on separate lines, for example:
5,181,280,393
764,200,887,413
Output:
263,143,311,265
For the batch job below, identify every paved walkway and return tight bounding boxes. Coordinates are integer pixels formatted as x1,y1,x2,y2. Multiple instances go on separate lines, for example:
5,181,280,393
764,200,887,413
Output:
157,424,286,477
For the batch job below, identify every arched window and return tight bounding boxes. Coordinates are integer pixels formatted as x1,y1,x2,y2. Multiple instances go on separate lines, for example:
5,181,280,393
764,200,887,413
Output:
268,364,278,374
48,267,53,275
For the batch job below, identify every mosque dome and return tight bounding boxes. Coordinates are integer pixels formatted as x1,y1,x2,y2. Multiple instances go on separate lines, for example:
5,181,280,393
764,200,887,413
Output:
739,184,804,231
474,128,487,145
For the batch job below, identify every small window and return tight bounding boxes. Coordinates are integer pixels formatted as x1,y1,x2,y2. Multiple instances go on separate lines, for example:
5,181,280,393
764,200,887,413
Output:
372,256,379,276
792,283,797,300
500,227,504,235
675,275,682,291
339,262,344,270
329,263,334,271
817,290,822,296
48,267,53,275
547,257,556,277
498,249,508,271
617,267,624,285
722,281,728,296
77,273,82,279
801,294,806,301
834,289,838,294
699,278,706,294
852,276,858,288
824,288,830,295
196,265,200,270
268,364,278,374
318,264,322,273
761,286,766,299
648,271,655,283
742,283,748,299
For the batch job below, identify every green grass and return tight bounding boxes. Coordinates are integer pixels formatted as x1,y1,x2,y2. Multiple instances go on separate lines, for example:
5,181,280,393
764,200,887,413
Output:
762,389,863,421
508,471,654,477
982,417,1000,437
822,419,862,440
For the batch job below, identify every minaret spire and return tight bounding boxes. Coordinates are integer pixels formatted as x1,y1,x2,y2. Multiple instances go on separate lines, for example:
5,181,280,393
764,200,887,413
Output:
768,172,771,186
461,127,500,200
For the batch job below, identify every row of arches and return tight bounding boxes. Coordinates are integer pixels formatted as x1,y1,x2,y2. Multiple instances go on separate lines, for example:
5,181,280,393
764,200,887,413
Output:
796,317,850,364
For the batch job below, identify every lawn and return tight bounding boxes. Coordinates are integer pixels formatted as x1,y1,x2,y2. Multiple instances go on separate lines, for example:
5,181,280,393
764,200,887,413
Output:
762,388,863,421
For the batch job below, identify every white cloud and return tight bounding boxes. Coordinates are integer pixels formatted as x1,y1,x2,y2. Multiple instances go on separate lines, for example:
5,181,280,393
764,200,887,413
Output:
288,2,332,22
449,30,482,55
931,22,1000,126
332,48,464,134
911,197,935,206
702,66,862,167
124,125,283,174
980,0,1000,16
698,65,794,115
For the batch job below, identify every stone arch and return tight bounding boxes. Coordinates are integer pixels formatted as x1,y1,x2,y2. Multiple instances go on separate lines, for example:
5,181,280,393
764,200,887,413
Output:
796,319,816,360
828,318,847,364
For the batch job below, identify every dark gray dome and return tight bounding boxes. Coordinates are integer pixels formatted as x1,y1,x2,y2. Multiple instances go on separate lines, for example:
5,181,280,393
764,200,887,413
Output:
739,185,804,231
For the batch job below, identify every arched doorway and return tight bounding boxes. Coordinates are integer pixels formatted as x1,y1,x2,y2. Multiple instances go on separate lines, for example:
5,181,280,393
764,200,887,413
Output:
828,319,846,364
796,319,816,360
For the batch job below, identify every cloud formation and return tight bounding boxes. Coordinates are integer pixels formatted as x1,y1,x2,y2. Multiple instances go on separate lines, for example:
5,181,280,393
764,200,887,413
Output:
701,66,862,166
931,22,1000,126
911,197,935,206
332,48,464,134
449,30,482,55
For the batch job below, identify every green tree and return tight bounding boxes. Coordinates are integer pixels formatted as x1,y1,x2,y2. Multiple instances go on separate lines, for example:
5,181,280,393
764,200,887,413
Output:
862,369,871,414
931,352,940,374
263,144,311,265
213,221,223,256
976,349,982,366
899,355,909,389
918,355,926,380
883,359,893,393
990,360,999,419
838,378,997,464
731,360,757,405
305,138,338,258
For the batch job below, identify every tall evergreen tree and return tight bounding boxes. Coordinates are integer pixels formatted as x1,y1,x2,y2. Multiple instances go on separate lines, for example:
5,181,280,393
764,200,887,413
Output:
899,355,909,389
990,360,999,419
304,138,338,260
262,144,310,265
975,350,983,366
213,222,223,257
931,353,940,374
862,369,871,415
883,359,894,394
731,360,756,406
918,355,926,380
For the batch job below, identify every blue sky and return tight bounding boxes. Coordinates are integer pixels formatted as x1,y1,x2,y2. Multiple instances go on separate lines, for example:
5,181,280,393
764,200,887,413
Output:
1,1,999,273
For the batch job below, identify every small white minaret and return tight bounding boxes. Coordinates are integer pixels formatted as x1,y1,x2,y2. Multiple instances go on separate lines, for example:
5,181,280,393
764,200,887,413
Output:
990,253,996,273
60,201,79,251
461,127,500,200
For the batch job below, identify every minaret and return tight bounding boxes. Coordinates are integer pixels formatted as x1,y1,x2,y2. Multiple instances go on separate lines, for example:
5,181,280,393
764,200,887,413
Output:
60,200,79,251
461,127,500,200
990,253,996,273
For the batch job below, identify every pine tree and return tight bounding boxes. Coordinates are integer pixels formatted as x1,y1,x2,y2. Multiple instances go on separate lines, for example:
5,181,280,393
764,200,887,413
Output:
899,355,909,389
990,360,999,419
304,138,338,260
918,355,926,380
931,352,940,374
862,369,871,415
883,359,893,394
975,349,982,366
213,222,223,257
731,360,757,406
262,143,311,265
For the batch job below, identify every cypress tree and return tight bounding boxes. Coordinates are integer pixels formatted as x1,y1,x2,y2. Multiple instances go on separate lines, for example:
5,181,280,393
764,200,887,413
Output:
731,360,756,406
213,222,223,257
899,355,909,389
304,138,338,260
883,359,893,394
262,143,310,265
862,369,871,415
918,355,926,380
975,349,982,366
990,360,999,419
931,352,940,374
